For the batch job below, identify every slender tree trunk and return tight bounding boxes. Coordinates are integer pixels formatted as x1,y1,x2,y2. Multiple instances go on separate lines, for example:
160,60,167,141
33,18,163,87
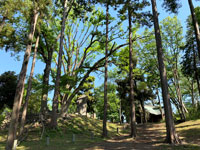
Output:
51,0,68,128
157,88,164,120
6,9,39,150
168,86,183,119
41,62,51,115
40,51,53,116
151,0,180,144
119,100,122,124
139,99,146,123
128,7,137,138
19,35,39,136
188,0,200,61
102,3,109,138
191,78,195,107
173,70,186,121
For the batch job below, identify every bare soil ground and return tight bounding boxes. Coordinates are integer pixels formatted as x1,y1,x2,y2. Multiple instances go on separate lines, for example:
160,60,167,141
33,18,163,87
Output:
84,122,200,150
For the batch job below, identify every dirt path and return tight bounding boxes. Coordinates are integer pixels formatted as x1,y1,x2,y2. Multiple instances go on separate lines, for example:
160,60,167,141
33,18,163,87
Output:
84,123,167,150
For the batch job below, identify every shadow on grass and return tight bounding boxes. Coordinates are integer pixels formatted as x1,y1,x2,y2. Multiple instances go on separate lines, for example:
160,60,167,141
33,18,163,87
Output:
0,133,103,150
84,135,200,150
178,128,200,145
176,123,200,129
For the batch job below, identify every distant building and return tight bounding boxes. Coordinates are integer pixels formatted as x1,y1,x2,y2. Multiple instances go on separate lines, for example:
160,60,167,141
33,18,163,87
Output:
144,105,164,122
76,95,88,115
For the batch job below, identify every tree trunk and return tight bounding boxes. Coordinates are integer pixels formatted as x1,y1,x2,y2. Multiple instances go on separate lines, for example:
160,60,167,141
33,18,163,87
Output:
151,0,180,144
188,0,200,61
5,9,39,150
40,51,53,116
168,86,183,119
139,98,146,123
19,35,39,136
191,78,195,107
40,33,60,116
119,99,122,124
173,70,186,121
51,0,68,128
157,88,164,120
40,61,51,115
128,7,137,138
102,3,109,138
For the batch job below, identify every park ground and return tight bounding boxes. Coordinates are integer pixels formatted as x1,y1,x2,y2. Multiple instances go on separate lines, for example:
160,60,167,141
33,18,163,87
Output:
0,115,200,150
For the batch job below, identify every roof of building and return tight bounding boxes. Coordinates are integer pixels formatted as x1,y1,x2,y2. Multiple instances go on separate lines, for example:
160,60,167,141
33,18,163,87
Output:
144,105,164,115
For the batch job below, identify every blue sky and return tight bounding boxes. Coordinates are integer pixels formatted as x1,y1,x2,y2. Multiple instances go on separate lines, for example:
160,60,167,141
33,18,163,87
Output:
0,1,199,100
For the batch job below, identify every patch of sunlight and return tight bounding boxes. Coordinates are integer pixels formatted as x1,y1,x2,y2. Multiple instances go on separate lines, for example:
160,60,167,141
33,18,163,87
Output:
175,119,200,132
17,145,29,150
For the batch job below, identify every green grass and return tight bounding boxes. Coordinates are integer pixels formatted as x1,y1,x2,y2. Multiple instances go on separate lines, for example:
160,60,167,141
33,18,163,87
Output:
0,115,121,150
1,117,200,150
154,119,200,150
157,144,200,150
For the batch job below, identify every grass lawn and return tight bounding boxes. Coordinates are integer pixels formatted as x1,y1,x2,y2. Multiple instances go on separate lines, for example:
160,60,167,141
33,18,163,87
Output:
0,115,121,150
0,116,200,150
150,119,200,150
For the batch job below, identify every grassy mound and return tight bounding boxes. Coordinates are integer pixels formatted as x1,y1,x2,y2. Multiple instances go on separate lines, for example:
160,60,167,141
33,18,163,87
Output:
0,114,121,150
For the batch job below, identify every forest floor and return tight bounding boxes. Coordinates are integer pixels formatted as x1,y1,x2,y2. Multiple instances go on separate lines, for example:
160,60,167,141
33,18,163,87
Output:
0,116,200,150
84,120,200,150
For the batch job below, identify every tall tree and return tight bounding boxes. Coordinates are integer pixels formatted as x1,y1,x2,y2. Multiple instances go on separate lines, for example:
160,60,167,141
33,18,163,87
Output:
181,7,200,106
188,0,200,61
150,0,180,144
102,2,109,138
6,2,39,149
161,16,187,121
39,25,60,116
128,6,136,138
51,0,68,128
19,35,39,136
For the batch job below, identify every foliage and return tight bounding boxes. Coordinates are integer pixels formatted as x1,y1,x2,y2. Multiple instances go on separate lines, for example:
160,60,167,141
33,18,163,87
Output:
181,7,200,78
162,0,181,13
0,71,17,110
22,76,43,113
95,82,120,122
185,105,200,120
116,77,155,122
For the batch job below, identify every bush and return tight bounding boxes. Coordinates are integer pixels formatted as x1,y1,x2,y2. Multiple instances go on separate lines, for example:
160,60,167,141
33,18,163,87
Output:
0,107,11,126
186,106,200,120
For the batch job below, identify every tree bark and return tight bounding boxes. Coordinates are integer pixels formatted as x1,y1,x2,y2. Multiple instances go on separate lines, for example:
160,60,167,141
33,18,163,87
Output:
151,0,180,144
173,70,186,121
119,99,122,124
188,0,200,61
157,88,164,120
5,8,39,150
128,7,137,138
102,3,109,138
191,78,195,107
51,0,68,128
139,98,146,123
40,33,60,116
19,35,39,136
40,61,51,115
